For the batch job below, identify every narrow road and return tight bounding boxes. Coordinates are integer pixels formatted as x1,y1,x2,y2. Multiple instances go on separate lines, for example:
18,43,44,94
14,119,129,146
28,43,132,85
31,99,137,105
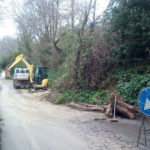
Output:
0,79,90,150
0,75,149,150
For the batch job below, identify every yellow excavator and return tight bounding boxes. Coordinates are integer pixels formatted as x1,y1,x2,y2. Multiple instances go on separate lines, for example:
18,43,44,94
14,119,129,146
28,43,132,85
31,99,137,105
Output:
5,54,48,89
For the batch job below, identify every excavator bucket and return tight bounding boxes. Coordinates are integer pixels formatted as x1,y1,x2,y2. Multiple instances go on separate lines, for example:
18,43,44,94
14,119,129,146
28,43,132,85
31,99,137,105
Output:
4,68,11,79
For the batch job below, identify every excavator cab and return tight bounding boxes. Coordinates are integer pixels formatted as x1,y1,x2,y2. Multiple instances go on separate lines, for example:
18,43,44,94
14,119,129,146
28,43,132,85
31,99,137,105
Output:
33,67,48,89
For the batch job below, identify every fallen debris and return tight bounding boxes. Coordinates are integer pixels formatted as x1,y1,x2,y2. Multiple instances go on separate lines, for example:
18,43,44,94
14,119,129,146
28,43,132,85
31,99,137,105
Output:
106,91,140,119
69,91,140,119
70,102,107,112
94,117,107,121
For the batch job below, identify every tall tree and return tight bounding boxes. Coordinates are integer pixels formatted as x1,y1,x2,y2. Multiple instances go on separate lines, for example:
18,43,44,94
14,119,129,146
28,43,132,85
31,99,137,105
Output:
104,0,150,64
70,0,75,31
74,0,93,87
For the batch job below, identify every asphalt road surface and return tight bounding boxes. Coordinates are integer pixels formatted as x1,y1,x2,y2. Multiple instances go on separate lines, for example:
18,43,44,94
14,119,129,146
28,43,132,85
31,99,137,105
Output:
0,81,90,150
0,73,149,150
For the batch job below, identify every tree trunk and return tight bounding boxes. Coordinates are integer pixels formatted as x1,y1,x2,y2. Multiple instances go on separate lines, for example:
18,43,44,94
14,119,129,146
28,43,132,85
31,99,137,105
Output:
74,0,93,87
70,102,107,112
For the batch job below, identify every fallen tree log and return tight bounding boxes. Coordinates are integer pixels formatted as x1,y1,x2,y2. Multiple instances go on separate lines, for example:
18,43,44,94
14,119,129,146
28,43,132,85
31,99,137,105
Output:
76,102,107,109
106,91,140,119
70,102,107,112
116,107,135,119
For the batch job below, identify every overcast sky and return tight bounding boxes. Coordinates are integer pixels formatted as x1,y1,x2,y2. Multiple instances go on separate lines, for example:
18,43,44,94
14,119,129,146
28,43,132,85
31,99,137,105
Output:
0,0,110,39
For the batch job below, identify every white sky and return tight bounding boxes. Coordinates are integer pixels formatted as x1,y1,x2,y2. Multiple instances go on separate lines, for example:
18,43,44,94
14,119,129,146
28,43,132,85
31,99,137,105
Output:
0,0,110,39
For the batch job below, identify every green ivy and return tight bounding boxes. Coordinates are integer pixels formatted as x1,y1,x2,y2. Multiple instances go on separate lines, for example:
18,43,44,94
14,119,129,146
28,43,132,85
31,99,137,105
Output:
116,71,150,105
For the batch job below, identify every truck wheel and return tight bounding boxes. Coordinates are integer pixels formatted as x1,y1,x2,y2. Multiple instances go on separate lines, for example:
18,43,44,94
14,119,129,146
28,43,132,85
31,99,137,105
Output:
14,83,17,89
13,80,17,89
14,83,19,89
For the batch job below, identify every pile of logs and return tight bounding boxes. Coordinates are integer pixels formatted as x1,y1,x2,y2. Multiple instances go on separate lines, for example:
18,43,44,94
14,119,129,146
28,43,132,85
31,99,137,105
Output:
106,91,140,119
69,91,140,119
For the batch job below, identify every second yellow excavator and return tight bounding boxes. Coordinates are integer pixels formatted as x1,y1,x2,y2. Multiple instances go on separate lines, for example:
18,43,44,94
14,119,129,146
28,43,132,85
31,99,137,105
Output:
5,54,48,89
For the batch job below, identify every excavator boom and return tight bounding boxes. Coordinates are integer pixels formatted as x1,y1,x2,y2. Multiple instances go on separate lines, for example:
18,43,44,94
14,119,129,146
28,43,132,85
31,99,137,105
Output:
7,54,23,71
21,58,34,83
6,54,34,83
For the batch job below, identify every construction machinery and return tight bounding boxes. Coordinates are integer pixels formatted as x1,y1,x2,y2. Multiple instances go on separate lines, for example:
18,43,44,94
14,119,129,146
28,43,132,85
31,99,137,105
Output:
5,54,48,89
13,68,30,89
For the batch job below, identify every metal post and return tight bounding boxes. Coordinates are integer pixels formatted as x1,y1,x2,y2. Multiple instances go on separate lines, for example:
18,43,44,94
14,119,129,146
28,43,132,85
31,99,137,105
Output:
143,117,147,146
137,118,143,146
137,116,147,146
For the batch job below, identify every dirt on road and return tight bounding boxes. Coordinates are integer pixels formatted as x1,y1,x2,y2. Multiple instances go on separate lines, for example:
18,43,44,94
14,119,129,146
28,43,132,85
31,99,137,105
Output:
0,77,149,150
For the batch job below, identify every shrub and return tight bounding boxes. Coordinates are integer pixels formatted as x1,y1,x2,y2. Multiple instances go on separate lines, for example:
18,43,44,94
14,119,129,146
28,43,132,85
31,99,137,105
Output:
116,71,150,105
48,67,64,87
55,90,109,105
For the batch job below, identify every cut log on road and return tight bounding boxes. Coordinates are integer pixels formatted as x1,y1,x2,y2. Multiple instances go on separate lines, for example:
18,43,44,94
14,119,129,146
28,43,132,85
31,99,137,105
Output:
116,107,135,119
70,102,107,112
106,91,140,119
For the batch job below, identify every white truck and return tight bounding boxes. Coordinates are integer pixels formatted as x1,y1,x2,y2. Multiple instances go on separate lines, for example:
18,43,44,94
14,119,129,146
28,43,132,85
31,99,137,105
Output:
13,68,29,89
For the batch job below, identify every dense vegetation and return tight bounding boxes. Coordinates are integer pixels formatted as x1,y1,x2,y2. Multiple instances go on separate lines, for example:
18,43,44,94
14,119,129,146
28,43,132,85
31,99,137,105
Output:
0,0,150,106
104,0,150,65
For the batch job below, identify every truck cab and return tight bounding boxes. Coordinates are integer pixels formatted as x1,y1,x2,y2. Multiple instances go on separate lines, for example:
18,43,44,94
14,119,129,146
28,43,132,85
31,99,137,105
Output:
13,68,29,89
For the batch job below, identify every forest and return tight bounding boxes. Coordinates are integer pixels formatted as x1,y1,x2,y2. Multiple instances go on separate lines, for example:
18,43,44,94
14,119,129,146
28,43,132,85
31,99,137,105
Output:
1,0,150,106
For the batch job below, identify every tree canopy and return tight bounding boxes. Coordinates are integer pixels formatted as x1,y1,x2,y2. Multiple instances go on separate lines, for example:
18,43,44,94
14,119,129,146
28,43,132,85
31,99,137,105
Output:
104,0,150,64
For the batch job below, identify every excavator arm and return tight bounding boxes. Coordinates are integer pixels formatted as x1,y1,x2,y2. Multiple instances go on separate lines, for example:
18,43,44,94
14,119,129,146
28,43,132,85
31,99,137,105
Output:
7,54,24,71
6,54,34,83
21,58,34,83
